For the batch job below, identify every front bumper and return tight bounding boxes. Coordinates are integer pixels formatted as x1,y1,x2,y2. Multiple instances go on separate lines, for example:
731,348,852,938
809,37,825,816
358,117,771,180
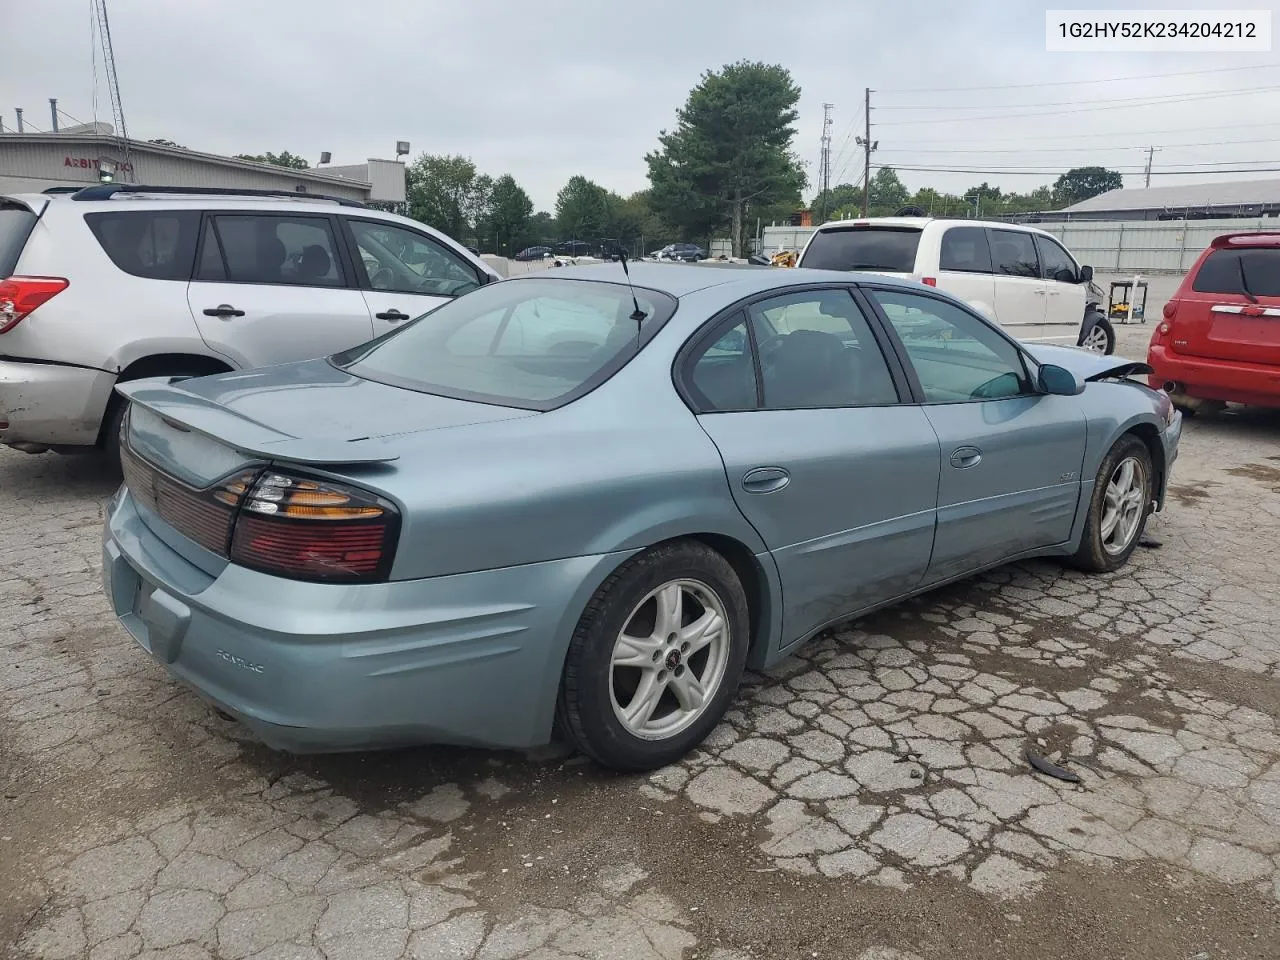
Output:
102,489,630,752
1158,408,1182,509
0,360,117,448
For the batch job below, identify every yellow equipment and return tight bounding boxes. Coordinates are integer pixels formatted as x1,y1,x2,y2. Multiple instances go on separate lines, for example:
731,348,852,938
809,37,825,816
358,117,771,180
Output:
771,250,798,268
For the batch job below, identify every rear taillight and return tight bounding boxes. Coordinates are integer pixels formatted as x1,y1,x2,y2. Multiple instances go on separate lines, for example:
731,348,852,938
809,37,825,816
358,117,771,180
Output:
0,276,69,334
1162,302,1177,321
920,276,937,287
229,471,399,582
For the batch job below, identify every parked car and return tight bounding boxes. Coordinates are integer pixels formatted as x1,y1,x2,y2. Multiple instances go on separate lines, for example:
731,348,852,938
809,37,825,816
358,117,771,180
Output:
514,245,554,261
102,264,1179,770
798,217,1112,353
556,240,594,257
0,184,499,468
1147,232,1280,412
659,243,706,262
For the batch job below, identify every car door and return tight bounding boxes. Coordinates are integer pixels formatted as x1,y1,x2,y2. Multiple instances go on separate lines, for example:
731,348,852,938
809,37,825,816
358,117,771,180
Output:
936,225,997,319
867,286,1087,585
683,287,941,645
1034,233,1088,344
988,228,1048,341
188,212,374,368
342,218,487,336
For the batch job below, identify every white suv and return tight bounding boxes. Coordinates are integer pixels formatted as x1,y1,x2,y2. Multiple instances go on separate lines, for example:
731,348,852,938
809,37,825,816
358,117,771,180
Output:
797,217,1113,354
0,185,499,465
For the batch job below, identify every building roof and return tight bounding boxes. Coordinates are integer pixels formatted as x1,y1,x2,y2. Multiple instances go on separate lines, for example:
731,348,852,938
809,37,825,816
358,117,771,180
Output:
1064,178,1280,213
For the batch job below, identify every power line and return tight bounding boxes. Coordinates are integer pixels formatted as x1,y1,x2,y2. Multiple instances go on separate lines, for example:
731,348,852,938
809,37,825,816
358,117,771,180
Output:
875,136,1280,154
876,86,1280,125
879,62,1278,94
883,119,1280,143
882,84,1280,111
878,163,1280,176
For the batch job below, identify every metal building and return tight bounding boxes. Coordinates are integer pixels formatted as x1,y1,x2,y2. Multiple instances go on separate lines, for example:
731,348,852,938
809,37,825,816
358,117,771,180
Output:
1055,178,1280,222
0,127,406,204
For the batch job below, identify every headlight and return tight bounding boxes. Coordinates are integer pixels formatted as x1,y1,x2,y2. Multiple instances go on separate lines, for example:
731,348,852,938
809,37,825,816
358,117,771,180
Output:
1158,391,1176,427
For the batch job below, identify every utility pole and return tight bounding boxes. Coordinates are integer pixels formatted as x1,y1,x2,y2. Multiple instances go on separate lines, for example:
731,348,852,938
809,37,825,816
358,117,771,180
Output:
15,108,24,133
856,88,878,216
1143,145,1161,188
818,102,833,224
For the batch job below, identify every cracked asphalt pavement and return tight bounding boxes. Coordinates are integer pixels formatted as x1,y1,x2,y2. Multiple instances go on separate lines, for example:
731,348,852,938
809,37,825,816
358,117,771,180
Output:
3,324,1280,960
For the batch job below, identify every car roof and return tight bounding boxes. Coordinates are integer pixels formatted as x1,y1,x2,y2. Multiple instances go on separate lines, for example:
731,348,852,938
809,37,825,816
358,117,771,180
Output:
510,261,920,299
813,216,1054,237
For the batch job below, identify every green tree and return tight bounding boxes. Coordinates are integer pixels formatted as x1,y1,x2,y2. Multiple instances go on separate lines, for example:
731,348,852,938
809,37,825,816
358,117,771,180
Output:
1053,166,1124,206
810,182,863,223
405,154,489,240
646,61,806,256
525,211,556,245
555,175,613,240
868,167,910,216
234,150,310,169
475,174,534,255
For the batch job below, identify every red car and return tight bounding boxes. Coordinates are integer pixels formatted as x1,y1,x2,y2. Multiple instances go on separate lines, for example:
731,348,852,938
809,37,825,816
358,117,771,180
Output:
1148,232,1280,412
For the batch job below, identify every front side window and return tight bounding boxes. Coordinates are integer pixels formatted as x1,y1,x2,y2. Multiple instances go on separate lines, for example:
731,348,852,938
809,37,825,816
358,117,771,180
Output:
86,210,200,281
871,288,1033,403
196,214,345,287
348,220,481,297
1034,234,1079,284
747,290,899,409
939,226,992,274
799,227,922,272
335,278,676,409
989,229,1040,279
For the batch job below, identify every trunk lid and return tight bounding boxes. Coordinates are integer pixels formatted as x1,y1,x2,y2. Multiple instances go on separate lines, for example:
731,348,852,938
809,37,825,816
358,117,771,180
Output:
1172,236,1280,365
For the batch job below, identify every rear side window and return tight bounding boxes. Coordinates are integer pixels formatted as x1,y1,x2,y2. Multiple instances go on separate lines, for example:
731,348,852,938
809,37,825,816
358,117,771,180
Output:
0,204,38,277
1193,248,1280,298
939,227,992,274
800,227,922,272
989,229,1040,279
196,214,345,287
85,210,200,281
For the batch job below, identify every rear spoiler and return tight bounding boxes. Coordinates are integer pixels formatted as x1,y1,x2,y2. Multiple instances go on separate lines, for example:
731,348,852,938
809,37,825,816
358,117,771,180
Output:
1211,232,1280,249
0,194,50,217
116,379,399,464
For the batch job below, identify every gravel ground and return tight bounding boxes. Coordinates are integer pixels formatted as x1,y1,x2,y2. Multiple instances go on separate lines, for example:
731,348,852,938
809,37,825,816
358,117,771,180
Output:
3,313,1280,960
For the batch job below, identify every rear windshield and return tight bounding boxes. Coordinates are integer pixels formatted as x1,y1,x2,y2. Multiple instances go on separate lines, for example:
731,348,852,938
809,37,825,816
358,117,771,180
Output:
0,203,38,277
799,227,922,272
334,277,678,410
1193,248,1280,298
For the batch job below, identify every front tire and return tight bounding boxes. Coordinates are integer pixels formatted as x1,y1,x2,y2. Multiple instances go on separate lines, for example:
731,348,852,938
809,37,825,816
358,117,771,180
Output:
556,540,749,771
1079,313,1115,354
1069,435,1153,573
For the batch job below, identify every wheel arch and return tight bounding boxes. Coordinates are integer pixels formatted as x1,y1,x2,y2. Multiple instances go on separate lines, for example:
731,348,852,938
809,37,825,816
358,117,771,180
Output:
1123,421,1167,510
97,352,235,446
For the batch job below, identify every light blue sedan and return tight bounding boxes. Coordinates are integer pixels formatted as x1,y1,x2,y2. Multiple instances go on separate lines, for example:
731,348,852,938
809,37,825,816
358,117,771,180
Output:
101,263,1180,771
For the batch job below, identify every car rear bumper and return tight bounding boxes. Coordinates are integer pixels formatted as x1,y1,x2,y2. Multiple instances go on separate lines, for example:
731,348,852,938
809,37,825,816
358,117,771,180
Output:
1147,344,1280,407
102,488,631,753
0,359,116,448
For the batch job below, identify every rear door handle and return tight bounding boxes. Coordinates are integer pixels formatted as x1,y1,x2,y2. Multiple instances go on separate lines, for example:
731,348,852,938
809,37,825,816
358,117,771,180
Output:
741,466,790,494
202,304,245,318
375,309,410,321
1033,289,1047,296
949,446,982,469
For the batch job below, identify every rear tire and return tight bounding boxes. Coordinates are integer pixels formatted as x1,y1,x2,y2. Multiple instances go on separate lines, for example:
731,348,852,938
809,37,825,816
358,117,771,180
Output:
1079,313,1115,354
1068,434,1153,573
556,540,749,771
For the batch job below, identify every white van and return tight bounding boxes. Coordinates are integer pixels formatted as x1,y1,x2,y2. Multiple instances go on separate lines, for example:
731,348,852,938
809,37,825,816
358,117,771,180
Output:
797,217,1112,353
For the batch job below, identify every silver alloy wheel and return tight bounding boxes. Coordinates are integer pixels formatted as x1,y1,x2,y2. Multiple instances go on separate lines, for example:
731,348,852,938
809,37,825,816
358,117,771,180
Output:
1100,456,1146,555
609,578,731,741
1082,324,1110,353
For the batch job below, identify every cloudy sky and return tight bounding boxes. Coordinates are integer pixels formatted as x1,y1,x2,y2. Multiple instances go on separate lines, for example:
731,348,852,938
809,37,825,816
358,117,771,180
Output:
6,0,1280,210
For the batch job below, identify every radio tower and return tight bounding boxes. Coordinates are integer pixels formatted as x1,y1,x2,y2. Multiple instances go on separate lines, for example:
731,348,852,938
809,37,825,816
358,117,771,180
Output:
818,103,834,224
92,0,132,181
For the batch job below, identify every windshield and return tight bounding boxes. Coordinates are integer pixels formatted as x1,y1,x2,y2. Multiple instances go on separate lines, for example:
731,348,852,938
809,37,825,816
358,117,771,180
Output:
799,226,922,272
335,277,677,410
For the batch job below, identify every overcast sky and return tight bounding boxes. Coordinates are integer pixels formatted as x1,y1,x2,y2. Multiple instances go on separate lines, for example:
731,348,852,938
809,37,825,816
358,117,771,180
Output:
6,0,1280,210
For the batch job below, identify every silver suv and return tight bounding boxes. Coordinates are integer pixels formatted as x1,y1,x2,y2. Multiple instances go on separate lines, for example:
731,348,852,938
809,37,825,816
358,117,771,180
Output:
0,185,499,466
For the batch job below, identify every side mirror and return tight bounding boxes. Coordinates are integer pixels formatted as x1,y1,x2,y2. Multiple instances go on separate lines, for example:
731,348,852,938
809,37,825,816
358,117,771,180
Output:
1038,363,1085,396
1079,264,1094,283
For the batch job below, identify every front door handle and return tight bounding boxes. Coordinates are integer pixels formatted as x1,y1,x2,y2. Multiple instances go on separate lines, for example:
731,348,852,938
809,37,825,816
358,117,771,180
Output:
741,466,790,494
202,304,245,318
950,446,982,469
375,309,410,321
